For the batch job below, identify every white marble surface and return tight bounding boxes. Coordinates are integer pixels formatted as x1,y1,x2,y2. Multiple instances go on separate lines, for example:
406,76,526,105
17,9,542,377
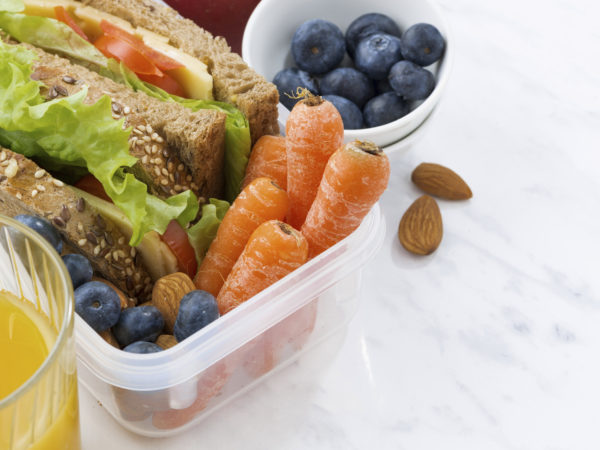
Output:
79,0,600,448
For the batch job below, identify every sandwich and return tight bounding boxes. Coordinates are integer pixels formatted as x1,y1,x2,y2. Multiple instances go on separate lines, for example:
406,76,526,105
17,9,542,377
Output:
0,0,279,301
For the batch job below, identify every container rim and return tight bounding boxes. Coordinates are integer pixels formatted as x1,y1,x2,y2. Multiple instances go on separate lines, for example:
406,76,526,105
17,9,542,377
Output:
75,203,385,390
0,214,75,408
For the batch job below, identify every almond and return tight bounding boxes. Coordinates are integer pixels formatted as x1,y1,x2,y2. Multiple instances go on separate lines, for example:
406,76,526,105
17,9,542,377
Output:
92,276,133,309
151,272,195,333
156,334,178,350
99,329,120,349
411,163,472,200
398,195,443,255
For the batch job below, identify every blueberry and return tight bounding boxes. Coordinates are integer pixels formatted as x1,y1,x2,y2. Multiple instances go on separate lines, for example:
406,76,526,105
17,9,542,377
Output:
123,341,163,354
291,19,346,75
273,68,319,110
62,254,93,289
363,92,410,128
319,68,374,108
113,305,164,347
400,23,445,66
74,281,121,332
389,60,435,100
354,33,403,80
375,78,393,94
14,214,63,254
345,13,401,56
173,290,219,342
323,95,364,130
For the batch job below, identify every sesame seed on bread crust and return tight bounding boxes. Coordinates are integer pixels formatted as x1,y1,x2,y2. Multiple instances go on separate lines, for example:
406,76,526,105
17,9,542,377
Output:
75,0,280,143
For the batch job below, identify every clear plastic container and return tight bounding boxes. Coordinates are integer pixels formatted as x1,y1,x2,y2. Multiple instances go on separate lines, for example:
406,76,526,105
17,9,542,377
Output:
75,203,384,437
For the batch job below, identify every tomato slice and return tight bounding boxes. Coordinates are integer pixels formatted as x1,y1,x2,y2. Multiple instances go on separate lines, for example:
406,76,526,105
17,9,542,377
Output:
100,20,184,71
94,34,163,76
161,220,198,278
74,174,112,203
137,72,186,97
54,6,90,42
94,21,186,95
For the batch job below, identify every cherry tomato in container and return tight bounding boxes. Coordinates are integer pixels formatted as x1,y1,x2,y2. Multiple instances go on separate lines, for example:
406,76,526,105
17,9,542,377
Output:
161,220,198,278
164,0,261,54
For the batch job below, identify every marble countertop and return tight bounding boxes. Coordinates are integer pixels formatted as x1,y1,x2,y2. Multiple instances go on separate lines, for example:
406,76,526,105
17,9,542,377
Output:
79,0,600,448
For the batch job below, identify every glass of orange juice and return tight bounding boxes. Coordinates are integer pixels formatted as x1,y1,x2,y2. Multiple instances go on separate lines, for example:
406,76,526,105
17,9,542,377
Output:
0,215,80,449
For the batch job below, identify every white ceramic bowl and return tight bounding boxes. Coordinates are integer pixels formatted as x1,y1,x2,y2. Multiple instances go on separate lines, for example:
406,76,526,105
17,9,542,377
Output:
242,0,453,148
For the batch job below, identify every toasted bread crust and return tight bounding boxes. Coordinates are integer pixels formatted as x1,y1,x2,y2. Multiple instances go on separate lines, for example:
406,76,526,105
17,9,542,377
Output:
0,148,153,301
76,0,280,143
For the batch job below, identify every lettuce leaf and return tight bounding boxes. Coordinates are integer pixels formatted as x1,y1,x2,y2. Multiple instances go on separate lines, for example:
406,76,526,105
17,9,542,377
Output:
0,40,198,246
187,198,229,263
0,11,109,69
120,65,251,202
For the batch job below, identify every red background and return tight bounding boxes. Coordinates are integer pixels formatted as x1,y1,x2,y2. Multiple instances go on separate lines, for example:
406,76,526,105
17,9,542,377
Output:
164,0,261,55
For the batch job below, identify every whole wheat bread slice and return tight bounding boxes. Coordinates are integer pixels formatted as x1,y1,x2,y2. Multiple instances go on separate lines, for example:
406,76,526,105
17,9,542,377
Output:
76,0,280,143
0,148,154,301
25,44,227,199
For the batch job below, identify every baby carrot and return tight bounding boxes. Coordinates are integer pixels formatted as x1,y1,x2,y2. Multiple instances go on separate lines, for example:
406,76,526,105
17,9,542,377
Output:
242,135,287,190
286,96,344,229
194,177,288,297
217,220,308,315
301,140,390,258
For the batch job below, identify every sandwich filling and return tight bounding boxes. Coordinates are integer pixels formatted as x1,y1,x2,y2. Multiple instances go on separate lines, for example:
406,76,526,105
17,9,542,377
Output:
15,0,213,100
0,0,257,274
0,0,252,203
0,40,198,246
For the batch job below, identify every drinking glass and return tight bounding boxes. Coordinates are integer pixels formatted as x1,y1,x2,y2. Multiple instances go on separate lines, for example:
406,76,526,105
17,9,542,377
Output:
0,215,81,449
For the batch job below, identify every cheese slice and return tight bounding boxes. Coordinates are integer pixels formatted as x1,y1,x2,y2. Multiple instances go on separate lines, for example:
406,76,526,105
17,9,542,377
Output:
137,30,213,101
21,0,213,100
136,27,169,45
23,0,78,17
74,5,137,39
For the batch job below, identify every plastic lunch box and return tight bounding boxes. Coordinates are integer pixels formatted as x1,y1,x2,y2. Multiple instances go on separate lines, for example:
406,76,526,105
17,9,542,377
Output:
75,116,386,438
75,204,384,436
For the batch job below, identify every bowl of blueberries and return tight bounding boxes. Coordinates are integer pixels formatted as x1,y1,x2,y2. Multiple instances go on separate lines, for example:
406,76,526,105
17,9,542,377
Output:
242,0,452,150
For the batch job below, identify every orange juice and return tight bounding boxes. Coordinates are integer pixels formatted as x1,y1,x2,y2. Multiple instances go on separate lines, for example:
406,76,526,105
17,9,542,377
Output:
29,385,80,450
0,292,50,399
0,290,80,449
